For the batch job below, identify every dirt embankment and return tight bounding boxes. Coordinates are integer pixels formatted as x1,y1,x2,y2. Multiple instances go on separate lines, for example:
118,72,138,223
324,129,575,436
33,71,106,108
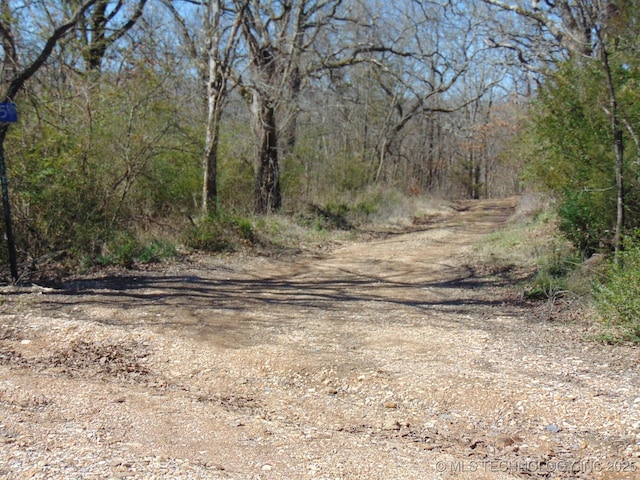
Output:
1,198,639,479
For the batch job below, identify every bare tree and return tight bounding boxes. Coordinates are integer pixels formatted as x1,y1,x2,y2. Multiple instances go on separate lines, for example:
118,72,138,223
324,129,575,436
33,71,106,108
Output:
480,0,598,59
360,1,504,185
595,4,625,258
202,0,246,215
234,0,346,214
163,0,247,215
62,0,148,72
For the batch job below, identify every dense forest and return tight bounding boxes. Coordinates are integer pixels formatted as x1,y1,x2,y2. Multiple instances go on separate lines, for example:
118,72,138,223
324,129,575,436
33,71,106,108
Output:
0,0,639,332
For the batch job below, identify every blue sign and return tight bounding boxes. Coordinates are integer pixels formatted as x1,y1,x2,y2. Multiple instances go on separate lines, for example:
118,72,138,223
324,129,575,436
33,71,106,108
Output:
0,102,17,122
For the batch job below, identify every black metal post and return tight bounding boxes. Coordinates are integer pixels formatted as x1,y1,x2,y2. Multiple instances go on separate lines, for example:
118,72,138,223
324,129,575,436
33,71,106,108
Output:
0,138,18,283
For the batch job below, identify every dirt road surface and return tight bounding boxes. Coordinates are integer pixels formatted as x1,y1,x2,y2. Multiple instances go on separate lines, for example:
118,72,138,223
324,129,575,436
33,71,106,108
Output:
1,199,639,479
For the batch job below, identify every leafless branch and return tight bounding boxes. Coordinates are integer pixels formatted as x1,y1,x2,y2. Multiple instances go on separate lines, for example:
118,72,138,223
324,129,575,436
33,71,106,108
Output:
4,0,99,101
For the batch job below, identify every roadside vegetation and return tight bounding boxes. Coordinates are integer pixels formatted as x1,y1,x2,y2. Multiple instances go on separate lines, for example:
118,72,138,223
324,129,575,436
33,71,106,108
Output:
473,193,640,343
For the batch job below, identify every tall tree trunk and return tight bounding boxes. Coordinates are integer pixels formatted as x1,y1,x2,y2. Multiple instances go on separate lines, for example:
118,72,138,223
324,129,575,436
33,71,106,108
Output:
247,39,281,214
252,91,281,213
598,30,625,259
166,0,246,215
280,64,301,159
202,0,227,216
202,35,225,215
202,94,222,215
84,0,109,70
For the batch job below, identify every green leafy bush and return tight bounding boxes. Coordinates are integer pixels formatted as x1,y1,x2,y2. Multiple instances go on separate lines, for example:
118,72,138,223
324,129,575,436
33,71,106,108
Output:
96,234,177,268
137,240,178,264
217,123,254,214
593,235,640,339
522,59,640,256
97,233,142,268
182,213,257,252
558,190,615,256
4,66,202,270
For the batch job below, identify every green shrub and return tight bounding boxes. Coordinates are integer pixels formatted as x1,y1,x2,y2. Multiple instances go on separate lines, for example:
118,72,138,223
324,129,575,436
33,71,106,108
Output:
4,66,203,270
182,213,256,252
182,221,234,252
217,124,254,214
234,217,257,243
558,190,615,256
137,240,178,263
96,234,177,268
95,233,139,268
593,235,640,339
297,202,352,231
520,59,640,257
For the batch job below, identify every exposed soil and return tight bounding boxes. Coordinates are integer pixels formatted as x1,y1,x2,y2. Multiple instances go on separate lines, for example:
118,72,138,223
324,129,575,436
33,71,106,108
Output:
1,198,639,479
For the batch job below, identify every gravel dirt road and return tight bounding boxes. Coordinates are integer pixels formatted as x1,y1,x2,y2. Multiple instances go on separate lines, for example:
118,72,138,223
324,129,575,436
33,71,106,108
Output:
1,198,639,479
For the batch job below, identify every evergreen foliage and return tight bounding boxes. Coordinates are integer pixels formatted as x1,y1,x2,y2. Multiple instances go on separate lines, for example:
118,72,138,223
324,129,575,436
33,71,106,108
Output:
524,58,640,256
593,234,640,339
